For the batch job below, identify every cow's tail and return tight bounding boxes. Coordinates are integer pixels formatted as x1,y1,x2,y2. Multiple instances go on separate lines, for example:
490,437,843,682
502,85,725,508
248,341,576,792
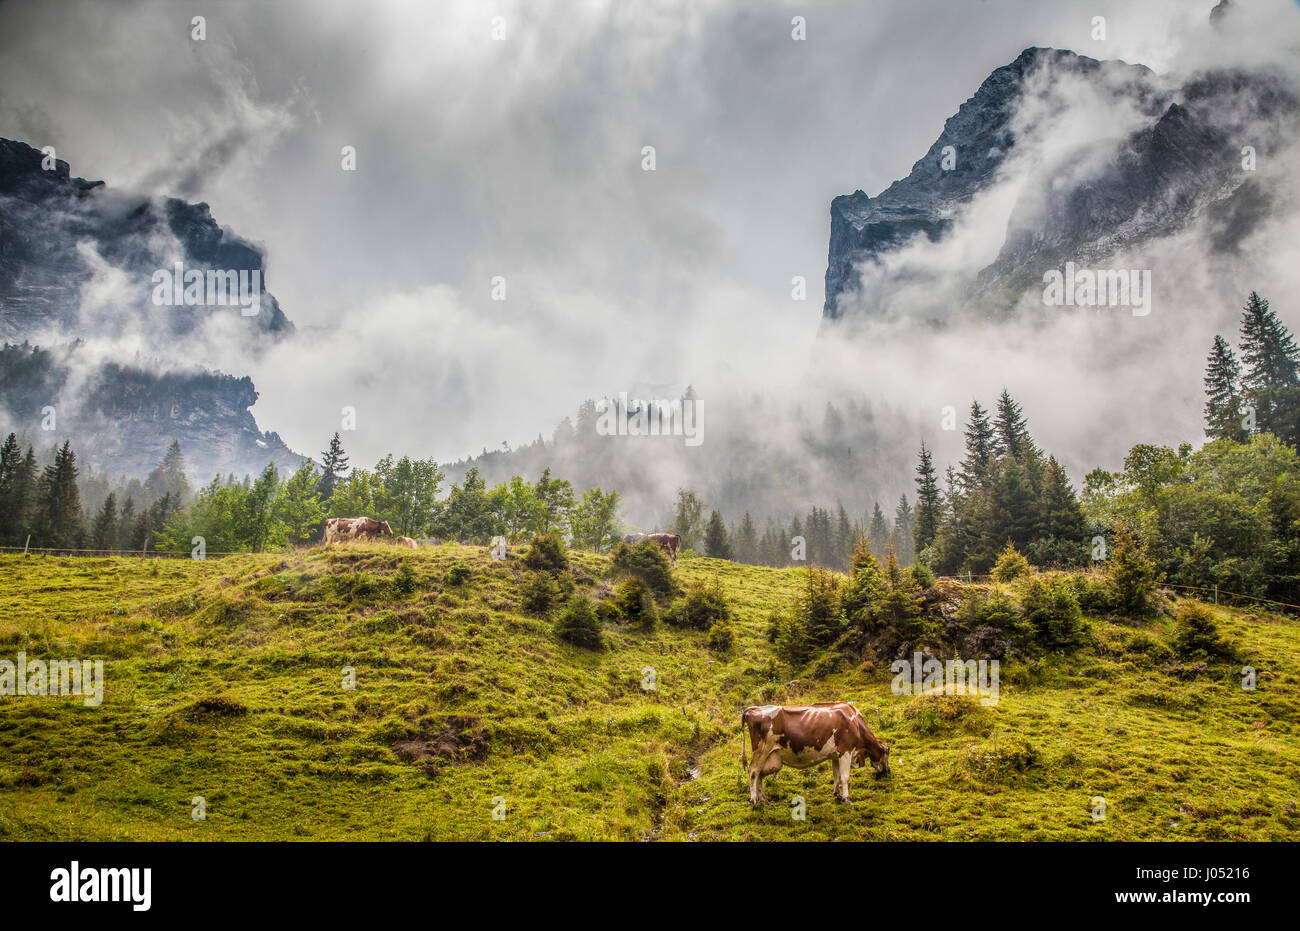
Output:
740,712,748,770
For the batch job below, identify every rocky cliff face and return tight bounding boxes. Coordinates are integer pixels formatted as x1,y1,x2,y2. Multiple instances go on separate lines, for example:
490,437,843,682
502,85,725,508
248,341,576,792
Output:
822,47,1297,322
0,137,292,342
0,138,302,480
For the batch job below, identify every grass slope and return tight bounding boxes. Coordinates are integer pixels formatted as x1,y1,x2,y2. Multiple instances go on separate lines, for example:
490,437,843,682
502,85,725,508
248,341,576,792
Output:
0,546,1297,841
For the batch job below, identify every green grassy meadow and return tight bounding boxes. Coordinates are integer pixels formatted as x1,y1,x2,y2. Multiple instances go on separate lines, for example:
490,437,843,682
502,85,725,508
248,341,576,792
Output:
1,545,1297,841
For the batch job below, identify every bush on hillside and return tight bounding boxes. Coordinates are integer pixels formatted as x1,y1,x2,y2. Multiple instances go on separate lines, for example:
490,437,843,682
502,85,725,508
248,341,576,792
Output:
707,618,736,652
664,578,730,630
609,540,676,599
522,532,569,574
1019,574,1088,651
1108,525,1160,617
991,543,1031,583
1172,601,1240,661
554,594,604,649
611,577,658,629
520,571,557,615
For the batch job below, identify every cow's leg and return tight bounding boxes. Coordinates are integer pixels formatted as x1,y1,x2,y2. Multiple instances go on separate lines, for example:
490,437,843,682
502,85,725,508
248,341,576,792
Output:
830,756,843,801
838,752,854,804
748,766,762,807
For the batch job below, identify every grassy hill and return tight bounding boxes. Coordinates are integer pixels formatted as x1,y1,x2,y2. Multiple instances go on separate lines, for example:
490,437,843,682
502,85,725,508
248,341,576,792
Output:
1,544,1297,841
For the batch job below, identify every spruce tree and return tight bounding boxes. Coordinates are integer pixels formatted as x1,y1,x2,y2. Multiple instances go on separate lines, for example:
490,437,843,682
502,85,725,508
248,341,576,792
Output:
993,389,1035,461
1203,334,1245,442
914,442,942,557
318,433,350,503
735,511,758,564
703,509,733,560
868,502,890,557
91,492,118,551
160,440,191,503
1238,292,1299,443
959,401,996,490
35,441,83,549
893,495,915,566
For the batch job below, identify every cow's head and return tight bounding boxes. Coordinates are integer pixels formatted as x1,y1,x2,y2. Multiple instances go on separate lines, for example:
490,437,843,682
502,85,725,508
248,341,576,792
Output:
378,520,393,536
856,738,891,777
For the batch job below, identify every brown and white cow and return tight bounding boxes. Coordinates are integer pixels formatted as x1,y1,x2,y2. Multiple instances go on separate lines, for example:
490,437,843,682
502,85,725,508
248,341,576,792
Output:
323,516,394,545
622,532,681,566
741,702,890,806
647,532,681,566
394,536,418,549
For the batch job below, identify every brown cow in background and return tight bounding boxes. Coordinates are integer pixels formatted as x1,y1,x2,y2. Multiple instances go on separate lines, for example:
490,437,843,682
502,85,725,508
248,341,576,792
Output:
622,532,681,566
394,536,418,549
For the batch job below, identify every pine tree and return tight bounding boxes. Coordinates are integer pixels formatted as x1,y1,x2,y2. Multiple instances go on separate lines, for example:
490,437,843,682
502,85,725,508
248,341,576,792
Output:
0,434,27,545
914,442,942,558
1039,456,1085,555
91,492,118,551
672,489,705,550
1238,291,1299,443
35,441,83,549
893,495,915,566
703,509,733,559
868,502,890,557
735,511,758,564
1203,334,1246,442
118,497,136,550
959,401,996,490
993,389,1035,461
317,433,350,502
160,440,190,503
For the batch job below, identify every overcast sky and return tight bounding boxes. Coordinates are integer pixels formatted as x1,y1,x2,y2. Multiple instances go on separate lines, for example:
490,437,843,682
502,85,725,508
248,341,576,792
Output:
1,0,1297,468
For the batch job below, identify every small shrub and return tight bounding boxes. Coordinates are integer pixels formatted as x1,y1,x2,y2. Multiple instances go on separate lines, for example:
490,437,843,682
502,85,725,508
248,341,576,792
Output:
609,540,677,599
611,577,658,629
1172,601,1240,661
1108,525,1159,617
991,543,1031,583
963,740,1042,782
903,694,993,737
522,532,569,574
520,572,557,615
707,618,736,652
445,564,472,586
664,579,730,630
554,594,604,649
911,562,936,589
1019,574,1087,650
392,562,418,596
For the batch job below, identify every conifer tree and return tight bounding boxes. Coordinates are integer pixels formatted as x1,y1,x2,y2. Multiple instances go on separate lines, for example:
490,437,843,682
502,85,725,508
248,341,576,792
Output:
1203,334,1246,441
35,441,83,548
91,492,118,551
868,502,890,557
703,509,733,559
993,389,1035,461
959,401,996,490
914,442,942,557
1238,292,1299,443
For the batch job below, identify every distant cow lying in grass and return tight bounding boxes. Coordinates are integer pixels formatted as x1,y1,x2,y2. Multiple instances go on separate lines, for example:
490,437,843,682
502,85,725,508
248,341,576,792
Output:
324,516,394,545
395,536,418,549
622,532,682,566
741,702,890,806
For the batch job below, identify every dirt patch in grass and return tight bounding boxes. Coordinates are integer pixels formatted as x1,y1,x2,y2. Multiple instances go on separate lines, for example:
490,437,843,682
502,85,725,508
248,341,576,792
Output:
391,715,490,770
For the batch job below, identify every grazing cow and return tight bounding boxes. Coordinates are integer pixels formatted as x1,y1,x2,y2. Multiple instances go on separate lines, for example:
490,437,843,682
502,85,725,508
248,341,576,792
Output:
323,516,394,545
741,702,890,806
622,532,681,566
646,532,681,567
394,536,418,549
